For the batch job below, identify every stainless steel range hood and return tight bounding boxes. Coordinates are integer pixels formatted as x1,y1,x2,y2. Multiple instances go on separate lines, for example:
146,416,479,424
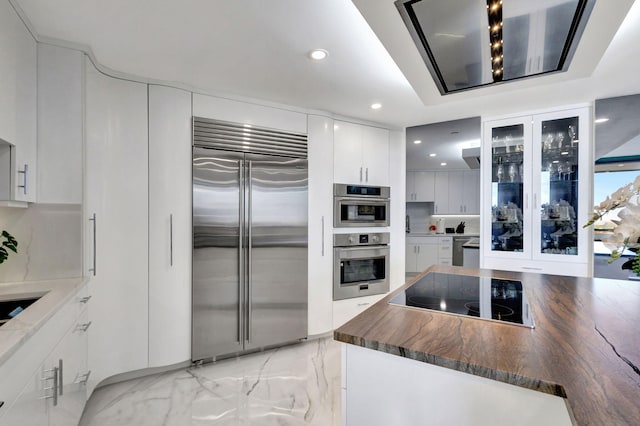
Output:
462,147,481,169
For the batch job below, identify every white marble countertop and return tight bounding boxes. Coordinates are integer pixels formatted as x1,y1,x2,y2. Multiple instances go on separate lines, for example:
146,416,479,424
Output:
0,277,87,365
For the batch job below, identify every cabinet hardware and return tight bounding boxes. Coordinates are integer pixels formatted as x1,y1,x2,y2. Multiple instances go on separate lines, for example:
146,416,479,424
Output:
522,266,543,271
169,213,173,267
58,359,63,396
359,167,363,182
0,401,3,408
74,370,92,385
321,216,325,256
365,168,369,182
17,164,28,195
75,321,92,332
79,296,92,304
41,367,58,406
357,302,370,307
88,213,97,276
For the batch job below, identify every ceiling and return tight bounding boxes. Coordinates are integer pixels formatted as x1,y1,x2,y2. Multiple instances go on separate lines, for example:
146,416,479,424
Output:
11,0,640,133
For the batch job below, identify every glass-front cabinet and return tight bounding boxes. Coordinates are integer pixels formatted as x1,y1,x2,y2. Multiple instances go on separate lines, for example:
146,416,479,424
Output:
482,107,591,277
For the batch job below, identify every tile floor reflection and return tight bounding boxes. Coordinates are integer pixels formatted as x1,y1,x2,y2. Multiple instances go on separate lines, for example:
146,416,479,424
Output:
79,337,341,426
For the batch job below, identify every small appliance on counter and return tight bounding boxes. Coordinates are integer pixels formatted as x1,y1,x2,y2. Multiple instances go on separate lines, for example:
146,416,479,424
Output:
435,218,445,234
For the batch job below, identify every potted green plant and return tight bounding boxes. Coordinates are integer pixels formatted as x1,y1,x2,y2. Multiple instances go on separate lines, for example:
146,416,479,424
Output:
0,230,18,264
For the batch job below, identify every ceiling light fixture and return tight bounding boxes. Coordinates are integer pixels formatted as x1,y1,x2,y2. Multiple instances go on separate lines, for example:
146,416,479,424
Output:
370,103,382,110
429,153,437,157
440,162,447,166
309,49,328,60
413,140,422,144
594,118,610,123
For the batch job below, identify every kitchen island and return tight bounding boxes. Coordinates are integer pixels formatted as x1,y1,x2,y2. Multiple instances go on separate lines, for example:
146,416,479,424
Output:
334,265,640,425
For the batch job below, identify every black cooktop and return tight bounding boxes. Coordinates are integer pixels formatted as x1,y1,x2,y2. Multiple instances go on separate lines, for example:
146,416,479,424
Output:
389,272,534,328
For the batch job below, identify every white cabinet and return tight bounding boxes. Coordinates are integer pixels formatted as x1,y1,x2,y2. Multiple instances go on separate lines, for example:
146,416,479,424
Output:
84,61,149,394
481,106,591,276
406,171,435,202
0,0,37,203
37,44,84,204
334,121,389,186
447,170,480,214
148,85,192,368
307,115,334,336
433,172,449,214
406,237,452,273
333,293,386,329
0,284,89,426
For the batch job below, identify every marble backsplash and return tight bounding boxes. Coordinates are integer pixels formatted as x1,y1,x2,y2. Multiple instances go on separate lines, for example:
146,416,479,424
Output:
0,203,82,282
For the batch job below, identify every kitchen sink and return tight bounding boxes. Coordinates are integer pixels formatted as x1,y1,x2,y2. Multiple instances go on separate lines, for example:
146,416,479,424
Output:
0,296,42,326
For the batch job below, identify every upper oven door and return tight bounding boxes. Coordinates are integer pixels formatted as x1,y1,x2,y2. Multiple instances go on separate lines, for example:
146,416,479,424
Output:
334,198,389,227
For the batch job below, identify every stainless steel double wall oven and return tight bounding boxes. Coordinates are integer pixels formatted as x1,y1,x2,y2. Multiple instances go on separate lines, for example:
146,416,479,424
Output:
333,183,391,300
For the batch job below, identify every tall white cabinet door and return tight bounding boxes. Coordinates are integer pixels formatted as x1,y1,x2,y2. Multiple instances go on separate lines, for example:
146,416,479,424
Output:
333,121,363,184
84,62,149,394
37,44,84,204
362,126,389,186
148,85,192,367
307,115,334,335
0,365,48,426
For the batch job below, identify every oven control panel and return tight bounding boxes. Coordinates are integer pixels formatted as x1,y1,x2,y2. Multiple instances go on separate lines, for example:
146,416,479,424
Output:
334,232,390,247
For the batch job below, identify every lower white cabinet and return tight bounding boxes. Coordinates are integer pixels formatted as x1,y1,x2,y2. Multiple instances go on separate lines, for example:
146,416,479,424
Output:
333,294,386,329
406,237,452,273
0,285,89,426
84,60,149,394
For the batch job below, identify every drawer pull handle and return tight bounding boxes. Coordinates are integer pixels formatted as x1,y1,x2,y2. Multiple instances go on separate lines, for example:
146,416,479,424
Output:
74,370,92,385
357,302,370,307
522,267,543,271
75,321,92,332
79,296,92,304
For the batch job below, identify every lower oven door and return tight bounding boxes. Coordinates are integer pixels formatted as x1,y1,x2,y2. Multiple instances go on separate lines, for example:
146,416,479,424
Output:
333,246,390,300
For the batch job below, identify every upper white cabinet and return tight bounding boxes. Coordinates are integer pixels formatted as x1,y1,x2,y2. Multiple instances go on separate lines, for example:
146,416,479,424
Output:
406,171,435,202
148,85,192,367
433,172,448,214
307,115,334,335
481,106,591,277
0,0,37,203
37,44,83,204
447,170,480,214
84,61,149,394
334,121,389,186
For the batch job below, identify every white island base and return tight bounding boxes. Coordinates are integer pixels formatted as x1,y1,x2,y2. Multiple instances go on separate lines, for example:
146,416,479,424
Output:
341,343,572,426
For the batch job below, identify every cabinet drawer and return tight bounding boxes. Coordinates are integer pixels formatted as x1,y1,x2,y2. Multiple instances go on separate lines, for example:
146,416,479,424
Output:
438,237,452,244
438,259,452,266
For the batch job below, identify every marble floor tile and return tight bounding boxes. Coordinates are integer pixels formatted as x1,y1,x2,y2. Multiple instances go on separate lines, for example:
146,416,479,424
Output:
79,337,341,426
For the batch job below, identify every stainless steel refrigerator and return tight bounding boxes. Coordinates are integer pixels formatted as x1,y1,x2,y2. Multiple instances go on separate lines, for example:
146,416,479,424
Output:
192,123,308,362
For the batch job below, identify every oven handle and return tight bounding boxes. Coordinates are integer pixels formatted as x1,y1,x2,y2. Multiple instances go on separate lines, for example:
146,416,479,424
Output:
334,197,390,205
335,246,390,258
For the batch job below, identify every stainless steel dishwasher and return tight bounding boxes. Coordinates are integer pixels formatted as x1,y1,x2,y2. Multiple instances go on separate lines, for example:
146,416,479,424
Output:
452,236,471,266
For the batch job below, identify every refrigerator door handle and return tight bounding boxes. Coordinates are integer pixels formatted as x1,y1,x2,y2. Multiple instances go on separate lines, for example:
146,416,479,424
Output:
247,160,253,344
238,160,244,344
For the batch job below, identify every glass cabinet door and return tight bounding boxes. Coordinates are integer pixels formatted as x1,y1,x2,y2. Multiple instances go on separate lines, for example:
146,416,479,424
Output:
538,115,580,256
490,124,525,253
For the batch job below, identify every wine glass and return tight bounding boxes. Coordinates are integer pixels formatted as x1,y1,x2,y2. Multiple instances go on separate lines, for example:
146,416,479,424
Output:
556,162,564,181
508,164,517,182
556,132,565,149
543,133,554,151
546,162,555,180
496,164,504,182
568,125,577,146
563,161,572,180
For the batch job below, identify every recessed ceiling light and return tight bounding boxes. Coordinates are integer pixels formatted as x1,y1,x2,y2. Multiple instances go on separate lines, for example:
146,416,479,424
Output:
413,140,422,144
309,49,328,60
440,162,447,166
370,103,382,110
594,118,609,123
429,153,437,157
